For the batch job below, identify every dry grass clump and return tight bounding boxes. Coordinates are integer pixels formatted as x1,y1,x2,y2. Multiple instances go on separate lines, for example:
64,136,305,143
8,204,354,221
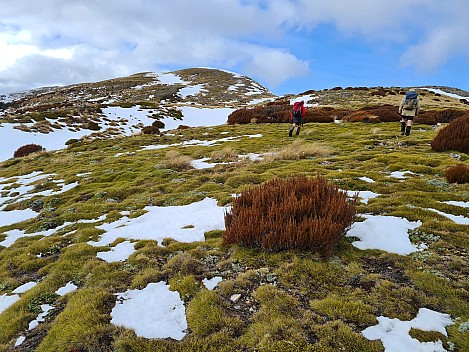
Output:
445,164,469,184
13,144,45,158
223,175,357,257
210,146,239,162
266,140,333,160
431,114,469,153
165,150,193,170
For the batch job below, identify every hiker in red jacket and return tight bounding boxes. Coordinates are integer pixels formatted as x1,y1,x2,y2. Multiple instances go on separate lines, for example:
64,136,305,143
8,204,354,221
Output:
289,100,306,137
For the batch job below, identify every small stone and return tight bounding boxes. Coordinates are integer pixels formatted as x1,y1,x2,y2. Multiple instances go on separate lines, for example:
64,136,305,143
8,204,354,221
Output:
230,293,242,303
105,198,119,203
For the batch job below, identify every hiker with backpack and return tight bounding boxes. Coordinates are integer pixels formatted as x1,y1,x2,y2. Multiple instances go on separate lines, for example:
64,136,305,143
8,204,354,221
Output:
289,100,306,137
399,88,420,136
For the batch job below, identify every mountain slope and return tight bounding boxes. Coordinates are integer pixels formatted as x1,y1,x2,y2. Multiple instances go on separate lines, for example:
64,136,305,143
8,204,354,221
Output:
0,69,468,351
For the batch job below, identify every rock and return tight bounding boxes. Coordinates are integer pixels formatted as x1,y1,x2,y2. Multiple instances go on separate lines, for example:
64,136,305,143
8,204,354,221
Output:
230,293,241,303
105,198,119,203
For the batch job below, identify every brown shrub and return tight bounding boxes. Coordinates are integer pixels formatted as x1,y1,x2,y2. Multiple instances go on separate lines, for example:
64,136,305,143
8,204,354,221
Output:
369,88,394,96
306,107,351,123
223,175,357,258
435,109,466,123
343,111,380,123
13,144,45,158
445,164,469,184
415,111,437,125
87,121,100,131
431,114,469,153
358,105,401,122
227,105,354,125
141,126,160,134
152,120,165,128
227,104,291,124
414,113,437,125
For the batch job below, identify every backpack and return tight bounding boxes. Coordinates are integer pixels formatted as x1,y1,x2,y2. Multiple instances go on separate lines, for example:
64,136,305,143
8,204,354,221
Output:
403,91,418,110
292,105,302,118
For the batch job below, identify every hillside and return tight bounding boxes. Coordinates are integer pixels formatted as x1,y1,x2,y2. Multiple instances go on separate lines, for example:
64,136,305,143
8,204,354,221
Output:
0,69,468,352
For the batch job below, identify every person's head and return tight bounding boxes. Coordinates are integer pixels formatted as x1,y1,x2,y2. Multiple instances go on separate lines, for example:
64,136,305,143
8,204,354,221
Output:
409,88,416,92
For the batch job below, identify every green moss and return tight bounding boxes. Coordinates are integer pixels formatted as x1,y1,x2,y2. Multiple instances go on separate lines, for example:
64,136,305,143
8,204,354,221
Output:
408,328,448,344
163,251,203,276
36,288,114,352
310,294,376,326
278,256,345,297
241,285,306,348
168,273,201,302
186,289,226,337
313,321,383,352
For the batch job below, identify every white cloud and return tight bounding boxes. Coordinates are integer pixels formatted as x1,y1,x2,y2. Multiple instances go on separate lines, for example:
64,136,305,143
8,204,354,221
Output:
245,50,310,87
401,24,469,71
0,0,468,93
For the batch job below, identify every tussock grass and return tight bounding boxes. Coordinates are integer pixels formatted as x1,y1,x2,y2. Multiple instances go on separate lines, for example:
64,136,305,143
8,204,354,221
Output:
265,139,334,160
210,146,239,162
165,150,193,170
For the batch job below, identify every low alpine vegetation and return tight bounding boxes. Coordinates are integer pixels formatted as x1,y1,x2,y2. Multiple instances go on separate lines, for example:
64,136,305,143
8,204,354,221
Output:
431,113,469,153
223,175,357,257
445,163,469,184
13,143,45,158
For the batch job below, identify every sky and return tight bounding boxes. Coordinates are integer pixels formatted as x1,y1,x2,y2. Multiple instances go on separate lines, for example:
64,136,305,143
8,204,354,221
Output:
1,0,469,96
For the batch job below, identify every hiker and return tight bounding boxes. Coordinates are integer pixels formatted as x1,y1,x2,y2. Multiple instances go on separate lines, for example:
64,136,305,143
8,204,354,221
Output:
399,88,420,136
289,100,306,137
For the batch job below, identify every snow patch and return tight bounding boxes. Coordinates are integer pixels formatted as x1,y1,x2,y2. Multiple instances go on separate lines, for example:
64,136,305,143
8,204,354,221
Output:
362,308,453,352
111,282,187,340
55,282,78,296
203,276,223,290
97,241,136,262
346,215,423,255
89,197,226,246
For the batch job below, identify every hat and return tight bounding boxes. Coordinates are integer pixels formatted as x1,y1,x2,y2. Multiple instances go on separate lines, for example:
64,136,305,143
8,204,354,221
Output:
409,88,416,92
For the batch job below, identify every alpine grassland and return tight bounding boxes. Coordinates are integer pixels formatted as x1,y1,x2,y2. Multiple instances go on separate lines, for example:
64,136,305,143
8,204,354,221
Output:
1,101,469,351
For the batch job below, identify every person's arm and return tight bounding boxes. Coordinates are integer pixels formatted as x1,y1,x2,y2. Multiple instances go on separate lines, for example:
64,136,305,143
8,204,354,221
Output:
399,100,403,114
416,98,420,115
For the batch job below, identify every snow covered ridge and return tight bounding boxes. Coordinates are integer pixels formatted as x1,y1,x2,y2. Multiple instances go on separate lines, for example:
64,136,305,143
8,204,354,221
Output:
0,68,277,162
421,87,469,100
